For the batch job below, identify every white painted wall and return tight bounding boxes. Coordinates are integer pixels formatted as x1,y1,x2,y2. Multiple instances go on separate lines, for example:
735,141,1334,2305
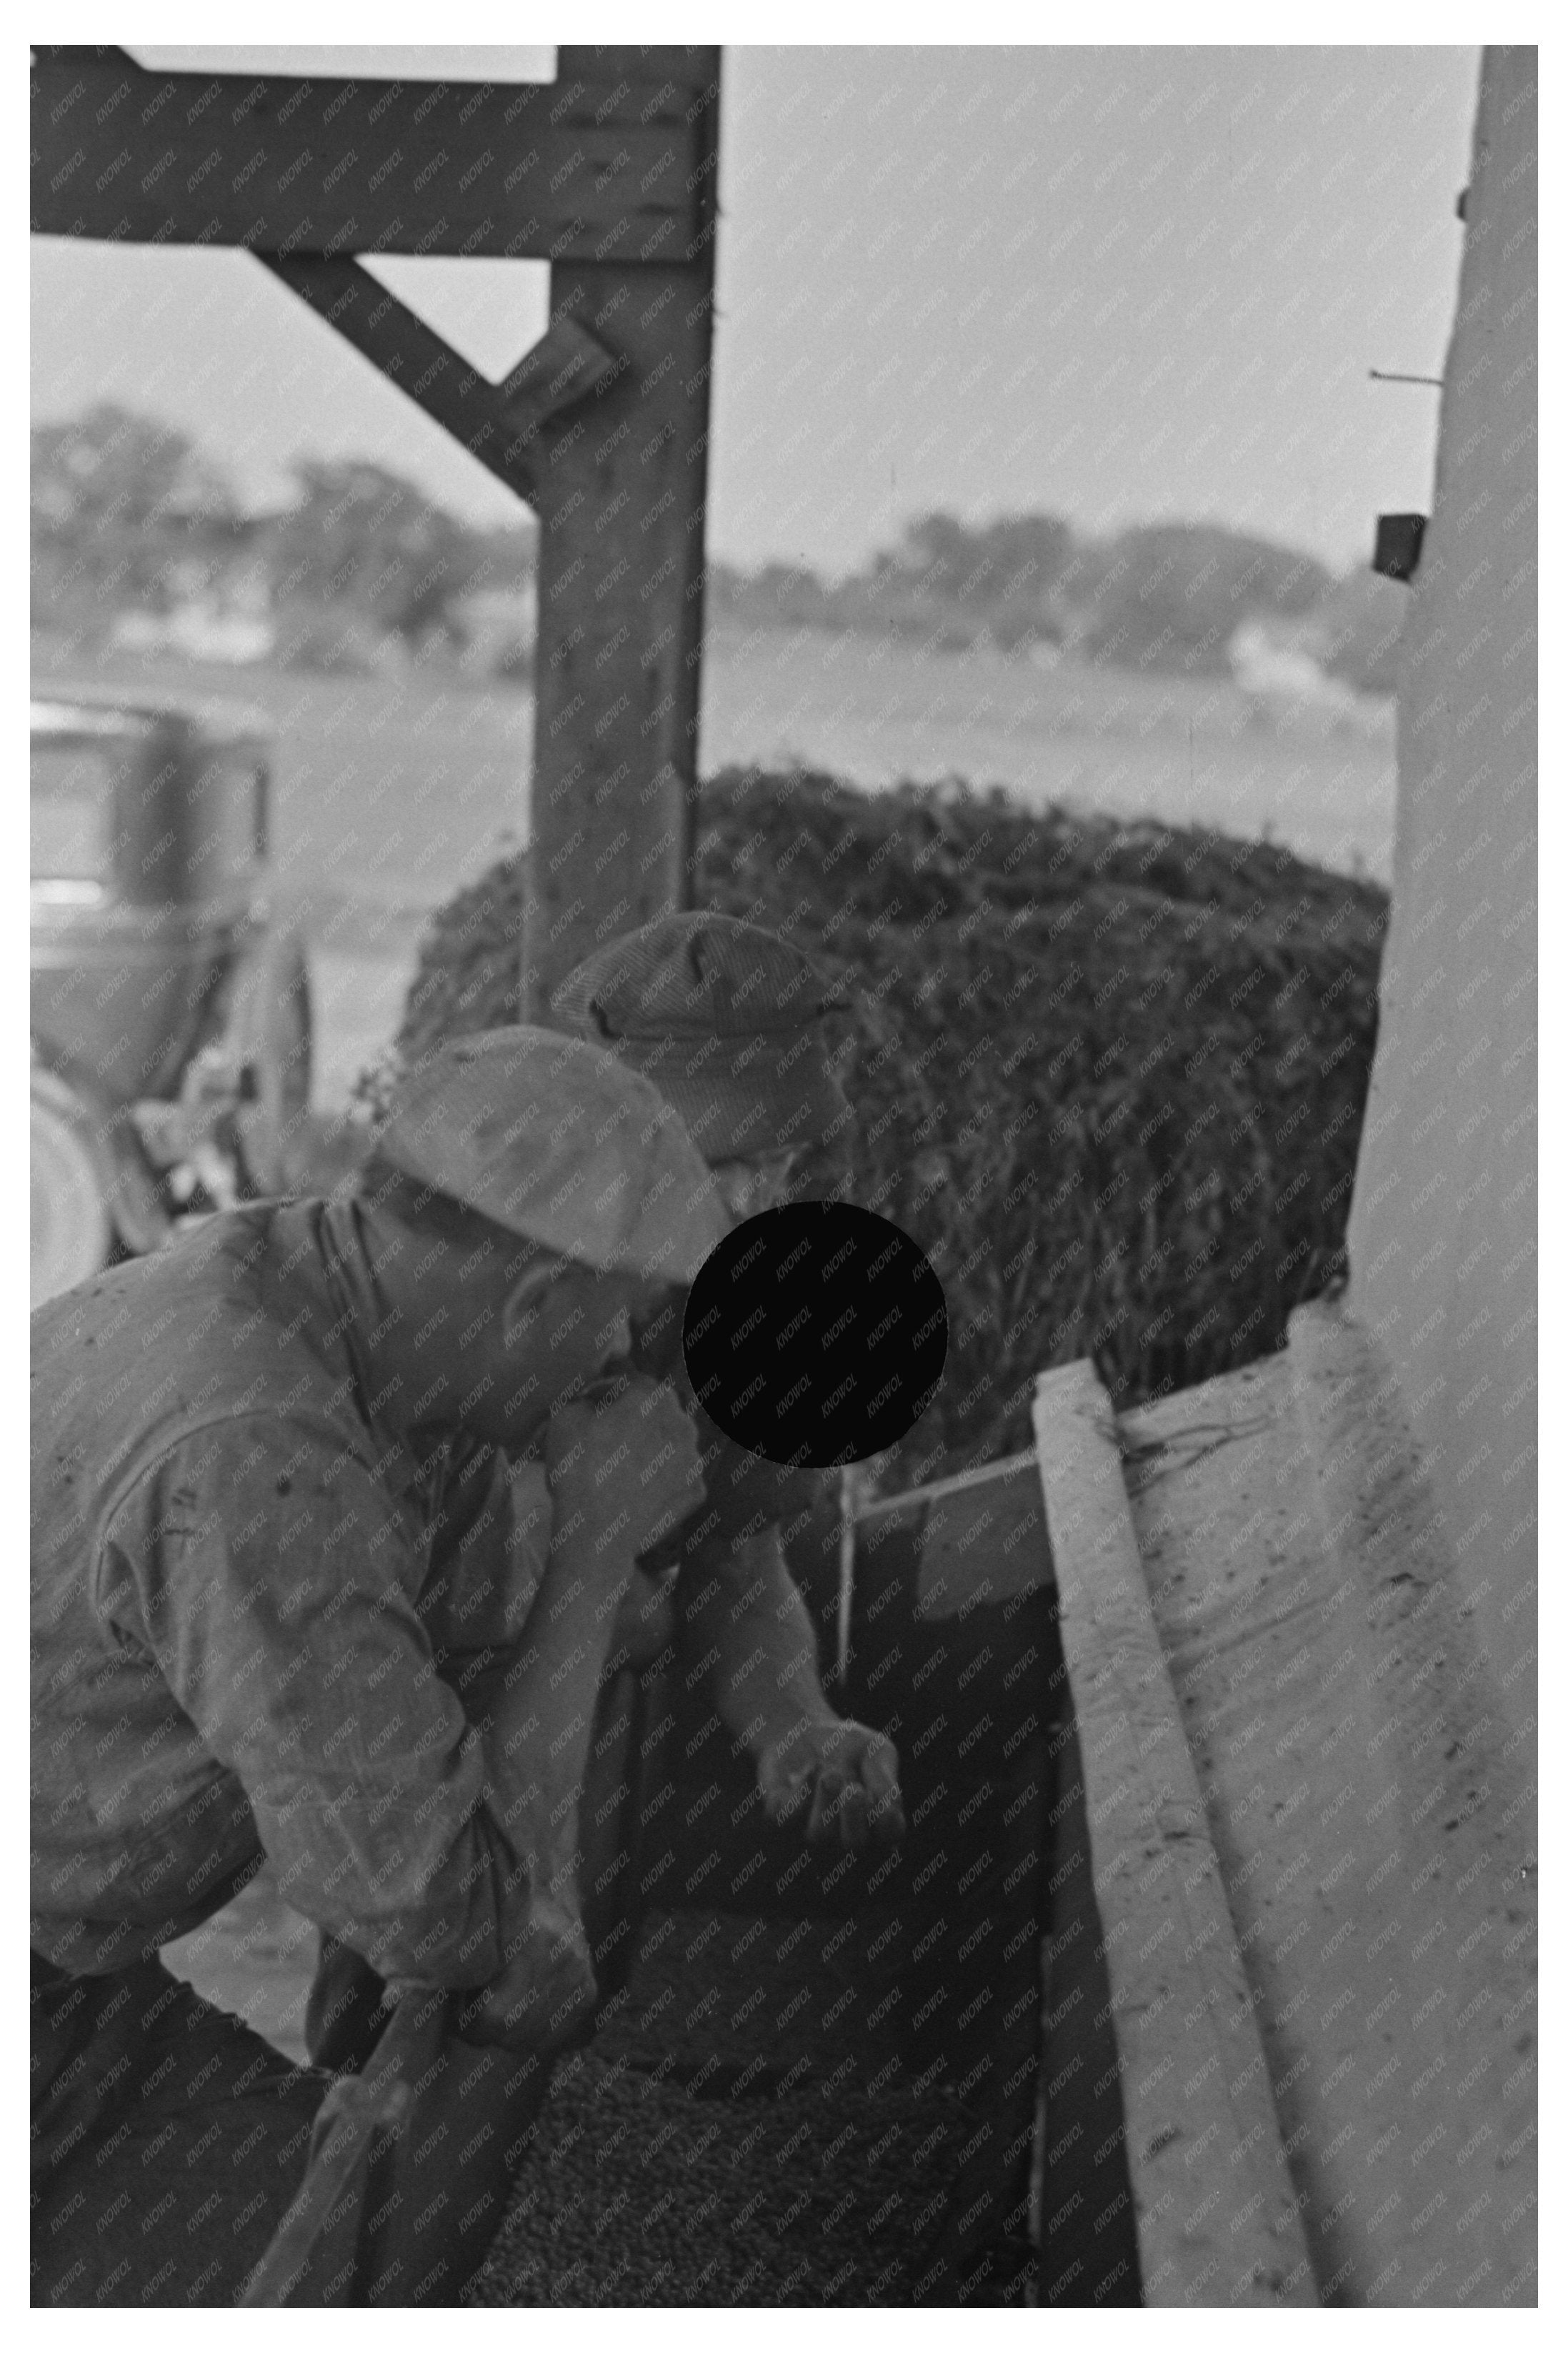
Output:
1346,50,1537,1739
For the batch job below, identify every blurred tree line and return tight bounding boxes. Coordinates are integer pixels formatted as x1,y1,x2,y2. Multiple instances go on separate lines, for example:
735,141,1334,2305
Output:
712,507,1407,694
32,403,1405,693
31,403,535,672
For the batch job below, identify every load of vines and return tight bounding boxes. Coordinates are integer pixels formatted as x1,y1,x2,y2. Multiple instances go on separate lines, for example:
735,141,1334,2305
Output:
382,765,1387,1492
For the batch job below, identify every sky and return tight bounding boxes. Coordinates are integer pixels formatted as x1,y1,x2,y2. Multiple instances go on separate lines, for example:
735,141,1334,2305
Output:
30,44,1481,577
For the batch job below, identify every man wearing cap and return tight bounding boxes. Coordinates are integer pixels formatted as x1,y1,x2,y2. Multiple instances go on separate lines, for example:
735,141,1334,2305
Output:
551,911,906,1854
31,1028,726,2230
304,917,911,2074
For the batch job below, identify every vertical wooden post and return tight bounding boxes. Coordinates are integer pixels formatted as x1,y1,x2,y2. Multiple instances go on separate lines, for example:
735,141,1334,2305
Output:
524,46,721,1023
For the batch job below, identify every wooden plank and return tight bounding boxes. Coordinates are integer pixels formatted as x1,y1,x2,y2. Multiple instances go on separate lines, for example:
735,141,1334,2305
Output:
522,46,720,1015
853,1446,1041,1531
31,45,704,262
259,255,539,504
31,40,721,993
499,316,624,436
1030,1360,1319,2307
259,269,624,514
1119,1308,1538,2307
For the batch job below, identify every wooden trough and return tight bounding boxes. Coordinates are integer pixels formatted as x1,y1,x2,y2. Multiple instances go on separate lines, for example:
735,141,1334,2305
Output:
1027,1304,1535,2307
41,1309,1532,2307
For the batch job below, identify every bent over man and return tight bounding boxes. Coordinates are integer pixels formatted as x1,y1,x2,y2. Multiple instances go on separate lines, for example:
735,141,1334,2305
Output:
553,911,907,1849
31,1028,726,2276
306,912,910,2077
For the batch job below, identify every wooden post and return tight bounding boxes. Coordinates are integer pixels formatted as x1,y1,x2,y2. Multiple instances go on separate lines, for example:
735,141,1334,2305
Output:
31,44,723,1025
524,46,720,1021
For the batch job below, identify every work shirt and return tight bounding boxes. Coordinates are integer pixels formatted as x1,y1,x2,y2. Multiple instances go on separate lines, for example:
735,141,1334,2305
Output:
31,1198,547,1982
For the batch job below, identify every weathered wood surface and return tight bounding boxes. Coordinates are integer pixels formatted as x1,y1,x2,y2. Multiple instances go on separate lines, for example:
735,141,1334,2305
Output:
521,46,720,1014
32,39,722,1025
31,45,706,262
1031,1360,1319,2307
259,257,543,504
1118,1303,1537,2306
1344,47,1537,1750
256,266,623,515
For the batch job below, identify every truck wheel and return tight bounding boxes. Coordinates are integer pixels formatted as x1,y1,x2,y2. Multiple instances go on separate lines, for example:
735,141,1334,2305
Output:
31,1065,114,1308
224,933,314,1197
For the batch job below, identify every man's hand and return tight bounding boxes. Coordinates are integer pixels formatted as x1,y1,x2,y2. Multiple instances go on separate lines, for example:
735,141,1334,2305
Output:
546,1374,705,1561
758,1716,906,1851
451,1896,598,2054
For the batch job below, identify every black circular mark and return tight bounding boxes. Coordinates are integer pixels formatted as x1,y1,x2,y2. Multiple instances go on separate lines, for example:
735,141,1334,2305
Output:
682,1203,947,1468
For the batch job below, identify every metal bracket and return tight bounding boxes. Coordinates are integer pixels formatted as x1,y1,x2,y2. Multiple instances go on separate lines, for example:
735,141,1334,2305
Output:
1373,512,1428,584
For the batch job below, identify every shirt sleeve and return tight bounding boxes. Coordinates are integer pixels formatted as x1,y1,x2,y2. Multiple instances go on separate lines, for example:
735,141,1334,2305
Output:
686,1406,822,1558
420,1438,550,1664
104,1415,534,1988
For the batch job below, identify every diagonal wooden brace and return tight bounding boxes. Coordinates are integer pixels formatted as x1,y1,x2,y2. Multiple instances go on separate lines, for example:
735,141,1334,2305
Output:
257,257,625,512
259,254,541,507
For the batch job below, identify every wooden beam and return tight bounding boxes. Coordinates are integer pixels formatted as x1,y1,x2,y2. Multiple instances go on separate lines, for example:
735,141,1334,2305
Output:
522,46,720,1016
258,261,624,510
259,255,538,503
31,44,705,262
1116,1310,1539,2307
1030,1360,1319,2307
498,315,626,437
31,36,724,1024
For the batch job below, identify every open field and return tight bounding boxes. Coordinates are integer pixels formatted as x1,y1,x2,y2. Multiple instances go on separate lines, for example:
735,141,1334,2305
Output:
703,621,1395,881
32,622,1395,1107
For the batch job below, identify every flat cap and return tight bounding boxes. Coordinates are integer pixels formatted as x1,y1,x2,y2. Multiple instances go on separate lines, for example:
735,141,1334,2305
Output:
377,1027,728,1283
550,912,855,1160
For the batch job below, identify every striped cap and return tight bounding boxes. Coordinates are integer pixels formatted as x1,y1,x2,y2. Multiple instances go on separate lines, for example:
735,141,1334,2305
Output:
376,1027,729,1283
550,912,855,1160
